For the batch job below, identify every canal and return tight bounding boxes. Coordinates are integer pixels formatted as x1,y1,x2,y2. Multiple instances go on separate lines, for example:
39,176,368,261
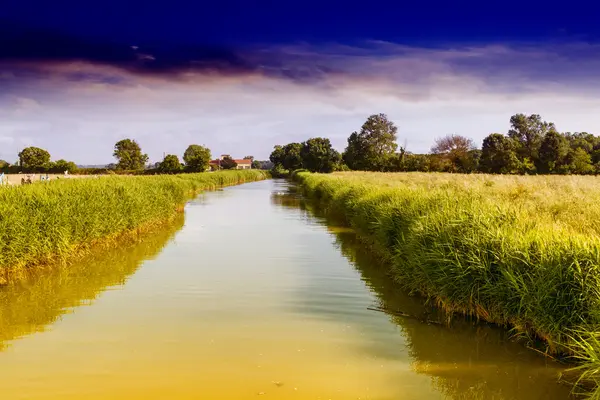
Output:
0,179,575,399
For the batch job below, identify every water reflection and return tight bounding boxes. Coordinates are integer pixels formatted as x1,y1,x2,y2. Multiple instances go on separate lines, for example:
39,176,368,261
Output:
271,182,576,399
0,214,184,351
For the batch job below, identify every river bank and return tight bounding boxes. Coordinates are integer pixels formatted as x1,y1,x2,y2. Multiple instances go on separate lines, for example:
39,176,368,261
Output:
293,171,600,396
0,170,268,284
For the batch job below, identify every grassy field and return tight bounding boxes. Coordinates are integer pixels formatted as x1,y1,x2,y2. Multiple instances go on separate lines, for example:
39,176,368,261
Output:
294,171,600,395
0,170,268,282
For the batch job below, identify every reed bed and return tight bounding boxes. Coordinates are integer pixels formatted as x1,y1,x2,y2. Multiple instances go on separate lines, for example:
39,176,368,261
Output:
294,171,600,395
0,170,268,281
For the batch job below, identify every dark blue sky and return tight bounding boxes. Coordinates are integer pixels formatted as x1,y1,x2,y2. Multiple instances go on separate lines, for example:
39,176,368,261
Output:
2,0,600,47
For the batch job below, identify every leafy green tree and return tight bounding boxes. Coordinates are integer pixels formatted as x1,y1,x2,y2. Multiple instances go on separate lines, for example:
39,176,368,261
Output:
158,154,183,174
183,144,211,172
343,113,398,171
479,133,521,174
0,160,8,170
282,143,303,171
538,131,569,173
565,148,594,175
269,145,286,167
18,147,51,172
430,134,475,172
220,156,237,170
507,113,556,169
243,155,254,161
251,160,261,169
300,137,341,173
113,139,148,170
50,159,78,173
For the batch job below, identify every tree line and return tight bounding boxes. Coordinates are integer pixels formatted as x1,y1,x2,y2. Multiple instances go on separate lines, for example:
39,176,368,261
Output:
269,113,600,175
0,138,262,174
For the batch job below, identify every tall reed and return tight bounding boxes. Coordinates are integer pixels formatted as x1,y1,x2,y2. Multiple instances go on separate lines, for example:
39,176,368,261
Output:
294,171,600,395
0,170,268,281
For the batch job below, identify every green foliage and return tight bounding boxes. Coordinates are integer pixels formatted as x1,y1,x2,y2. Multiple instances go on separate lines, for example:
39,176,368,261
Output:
113,139,148,170
479,133,521,174
158,154,183,174
251,160,261,169
0,160,8,170
508,113,556,168
49,159,79,174
539,131,570,173
219,156,237,170
343,113,398,171
183,144,211,172
18,147,51,172
430,134,476,172
567,148,595,175
269,145,286,167
300,137,341,173
281,143,303,170
0,170,268,275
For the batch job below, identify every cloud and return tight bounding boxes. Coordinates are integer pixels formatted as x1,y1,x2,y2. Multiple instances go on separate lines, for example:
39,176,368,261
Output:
1,25,600,164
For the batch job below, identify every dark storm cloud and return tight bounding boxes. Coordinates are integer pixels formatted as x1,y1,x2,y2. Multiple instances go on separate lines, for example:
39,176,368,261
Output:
0,22,259,76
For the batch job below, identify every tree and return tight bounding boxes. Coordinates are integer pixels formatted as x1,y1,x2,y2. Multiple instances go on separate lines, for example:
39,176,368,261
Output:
158,154,183,174
507,113,556,168
0,160,8,170
343,113,398,171
18,147,51,172
183,144,211,172
49,159,78,174
538,131,569,173
220,156,237,170
479,133,521,174
243,155,254,161
269,145,286,167
282,143,303,170
113,139,148,170
300,137,341,173
251,160,261,169
430,134,475,172
565,148,594,175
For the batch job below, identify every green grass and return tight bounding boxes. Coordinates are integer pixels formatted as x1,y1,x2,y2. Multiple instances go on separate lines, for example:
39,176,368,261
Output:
293,171,600,396
0,170,268,281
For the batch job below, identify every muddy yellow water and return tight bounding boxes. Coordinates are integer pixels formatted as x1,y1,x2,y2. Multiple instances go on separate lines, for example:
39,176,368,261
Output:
0,180,576,399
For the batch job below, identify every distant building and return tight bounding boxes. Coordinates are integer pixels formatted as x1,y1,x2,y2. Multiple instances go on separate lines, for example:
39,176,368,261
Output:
209,154,252,170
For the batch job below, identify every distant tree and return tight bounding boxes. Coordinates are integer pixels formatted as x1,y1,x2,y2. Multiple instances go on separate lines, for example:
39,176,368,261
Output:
565,148,594,175
430,134,475,172
243,155,254,161
300,137,341,173
538,131,569,173
220,156,237,170
479,133,521,174
158,154,183,174
269,145,286,167
18,147,51,172
0,160,8,170
282,143,303,171
507,113,556,169
251,160,261,169
106,163,117,170
343,113,398,171
183,144,211,172
113,139,148,170
49,159,78,174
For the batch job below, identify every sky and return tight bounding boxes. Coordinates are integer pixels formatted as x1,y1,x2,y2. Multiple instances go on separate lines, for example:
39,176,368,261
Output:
1,1,600,165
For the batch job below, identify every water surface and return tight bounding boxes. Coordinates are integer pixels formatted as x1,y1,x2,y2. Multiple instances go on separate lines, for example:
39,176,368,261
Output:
0,179,575,399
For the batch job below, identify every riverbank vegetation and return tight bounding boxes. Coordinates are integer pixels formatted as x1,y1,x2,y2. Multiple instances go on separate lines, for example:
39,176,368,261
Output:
0,170,267,283
293,170,600,395
271,112,600,176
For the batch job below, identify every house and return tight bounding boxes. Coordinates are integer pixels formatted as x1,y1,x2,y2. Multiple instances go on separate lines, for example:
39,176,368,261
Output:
209,154,253,170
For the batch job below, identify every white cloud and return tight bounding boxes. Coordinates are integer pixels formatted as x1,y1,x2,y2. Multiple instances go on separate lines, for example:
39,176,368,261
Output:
1,41,600,164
